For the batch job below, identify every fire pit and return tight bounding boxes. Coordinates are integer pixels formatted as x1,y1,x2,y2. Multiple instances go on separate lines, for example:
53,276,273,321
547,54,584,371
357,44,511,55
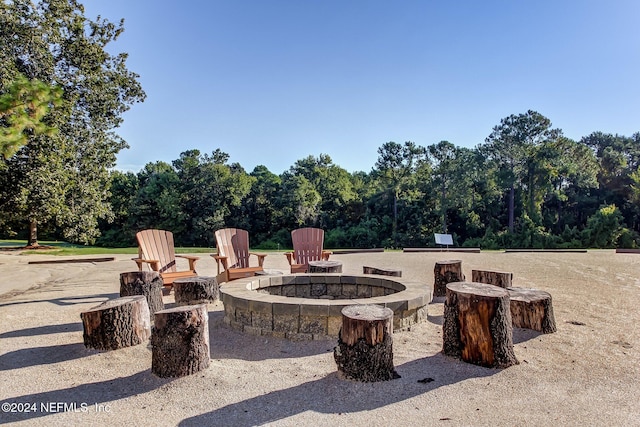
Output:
219,273,431,340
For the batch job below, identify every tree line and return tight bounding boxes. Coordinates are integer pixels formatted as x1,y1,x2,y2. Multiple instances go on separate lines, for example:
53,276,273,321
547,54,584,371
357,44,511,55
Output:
96,113,639,250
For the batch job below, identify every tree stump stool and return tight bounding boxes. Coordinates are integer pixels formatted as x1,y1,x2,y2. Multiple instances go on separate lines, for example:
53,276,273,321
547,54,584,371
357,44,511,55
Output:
151,304,210,378
119,271,164,315
363,266,402,277
80,295,151,351
443,282,518,368
173,276,218,306
333,304,399,382
471,269,513,288
507,287,557,333
434,260,465,297
309,260,343,273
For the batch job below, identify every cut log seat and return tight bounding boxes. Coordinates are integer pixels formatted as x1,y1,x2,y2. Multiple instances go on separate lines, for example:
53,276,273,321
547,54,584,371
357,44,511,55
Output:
507,287,557,333
471,269,513,288
443,282,518,368
309,260,343,273
151,304,210,378
363,266,402,277
333,304,399,382
119,271,165,315
173,276,219,306
434,260,464,297
80,295,151,351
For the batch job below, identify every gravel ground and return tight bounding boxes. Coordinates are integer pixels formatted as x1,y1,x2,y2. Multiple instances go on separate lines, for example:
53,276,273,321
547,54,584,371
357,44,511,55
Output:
0,250,638,426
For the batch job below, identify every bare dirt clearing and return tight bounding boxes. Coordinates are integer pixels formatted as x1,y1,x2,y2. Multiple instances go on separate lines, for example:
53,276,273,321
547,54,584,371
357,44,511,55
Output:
0,250,638,426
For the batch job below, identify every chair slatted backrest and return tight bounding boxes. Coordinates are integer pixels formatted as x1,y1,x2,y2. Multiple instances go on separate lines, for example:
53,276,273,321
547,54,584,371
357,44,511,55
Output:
292,227,325,267
136,229,177,273
215,228,251,269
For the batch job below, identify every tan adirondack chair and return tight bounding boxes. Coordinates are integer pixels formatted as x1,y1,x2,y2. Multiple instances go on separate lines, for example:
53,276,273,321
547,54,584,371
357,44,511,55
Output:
132,229,199,290
212,228,266,283
285,227,332,273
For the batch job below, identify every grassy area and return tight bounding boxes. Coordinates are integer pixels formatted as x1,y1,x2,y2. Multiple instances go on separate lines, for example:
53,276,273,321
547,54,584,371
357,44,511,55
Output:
0,240,218,256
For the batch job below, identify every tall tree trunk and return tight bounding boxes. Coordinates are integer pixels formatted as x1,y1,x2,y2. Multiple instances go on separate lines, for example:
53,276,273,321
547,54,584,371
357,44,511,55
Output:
441,178,447,233
392,188,398,246
508,184,515,233
28,219,39,247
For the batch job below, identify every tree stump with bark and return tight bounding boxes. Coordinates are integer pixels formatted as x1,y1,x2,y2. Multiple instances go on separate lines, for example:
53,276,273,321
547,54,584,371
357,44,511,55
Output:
119,271,165,315
471,269,513,288
507,287,557,333
151,304,210,378
443,282,518,368
434,260,465,297
363,266,402,277
173,276,218,306
80,295,151,351
333,304,399,382
309,260,343,273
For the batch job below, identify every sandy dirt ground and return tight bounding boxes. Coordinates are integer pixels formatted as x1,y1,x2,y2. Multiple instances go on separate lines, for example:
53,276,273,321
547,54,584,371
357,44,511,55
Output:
0,249,638,426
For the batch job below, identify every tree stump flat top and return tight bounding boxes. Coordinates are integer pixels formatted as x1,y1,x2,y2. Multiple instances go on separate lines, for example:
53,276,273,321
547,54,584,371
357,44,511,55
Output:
446,281,509,298
309,260,342,268
156,304,206,315
84,295,146,312
173,276,212,284
507,287,552,302
342,304,393,321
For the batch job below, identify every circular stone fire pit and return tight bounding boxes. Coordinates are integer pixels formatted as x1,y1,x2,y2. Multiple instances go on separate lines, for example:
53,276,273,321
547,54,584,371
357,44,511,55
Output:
219,274,432,340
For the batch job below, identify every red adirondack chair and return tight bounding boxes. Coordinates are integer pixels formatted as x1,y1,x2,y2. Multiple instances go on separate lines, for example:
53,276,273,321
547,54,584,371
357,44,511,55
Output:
285,227,332,273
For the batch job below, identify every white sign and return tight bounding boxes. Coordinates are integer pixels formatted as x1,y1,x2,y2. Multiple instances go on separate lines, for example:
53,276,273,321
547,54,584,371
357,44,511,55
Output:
434,233,453,246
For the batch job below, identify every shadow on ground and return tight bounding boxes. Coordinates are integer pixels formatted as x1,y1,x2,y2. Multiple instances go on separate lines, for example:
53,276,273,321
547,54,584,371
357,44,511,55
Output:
179,353,497,426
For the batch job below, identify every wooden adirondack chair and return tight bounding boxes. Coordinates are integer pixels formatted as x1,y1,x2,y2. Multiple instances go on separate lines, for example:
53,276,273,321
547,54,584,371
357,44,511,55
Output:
212,228,266,283
285,227,332,273
132,229,199,290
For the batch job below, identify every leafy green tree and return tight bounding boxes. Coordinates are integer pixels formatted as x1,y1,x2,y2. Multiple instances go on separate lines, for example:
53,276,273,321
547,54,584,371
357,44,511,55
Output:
372,141,428,246
580,131,640,232
278,172,322,227
236,165,282,243
428,141,457,233
582,204,625,248
539,137,598,233
482,110,562,232
0,0,145,245
129,162,185,236
173,149,254,246
96,170,138,247
287,154,357,229
0,73,62,159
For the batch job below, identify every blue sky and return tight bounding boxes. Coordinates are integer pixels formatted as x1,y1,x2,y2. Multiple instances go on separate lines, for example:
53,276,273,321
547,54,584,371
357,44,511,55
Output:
83,1,640,174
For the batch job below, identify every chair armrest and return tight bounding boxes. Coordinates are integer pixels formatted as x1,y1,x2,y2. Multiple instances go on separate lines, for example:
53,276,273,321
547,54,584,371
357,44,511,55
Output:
210,254,229,274
284,252,294,265
132,257,161,272
176,254,200,271
250,252,267,267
